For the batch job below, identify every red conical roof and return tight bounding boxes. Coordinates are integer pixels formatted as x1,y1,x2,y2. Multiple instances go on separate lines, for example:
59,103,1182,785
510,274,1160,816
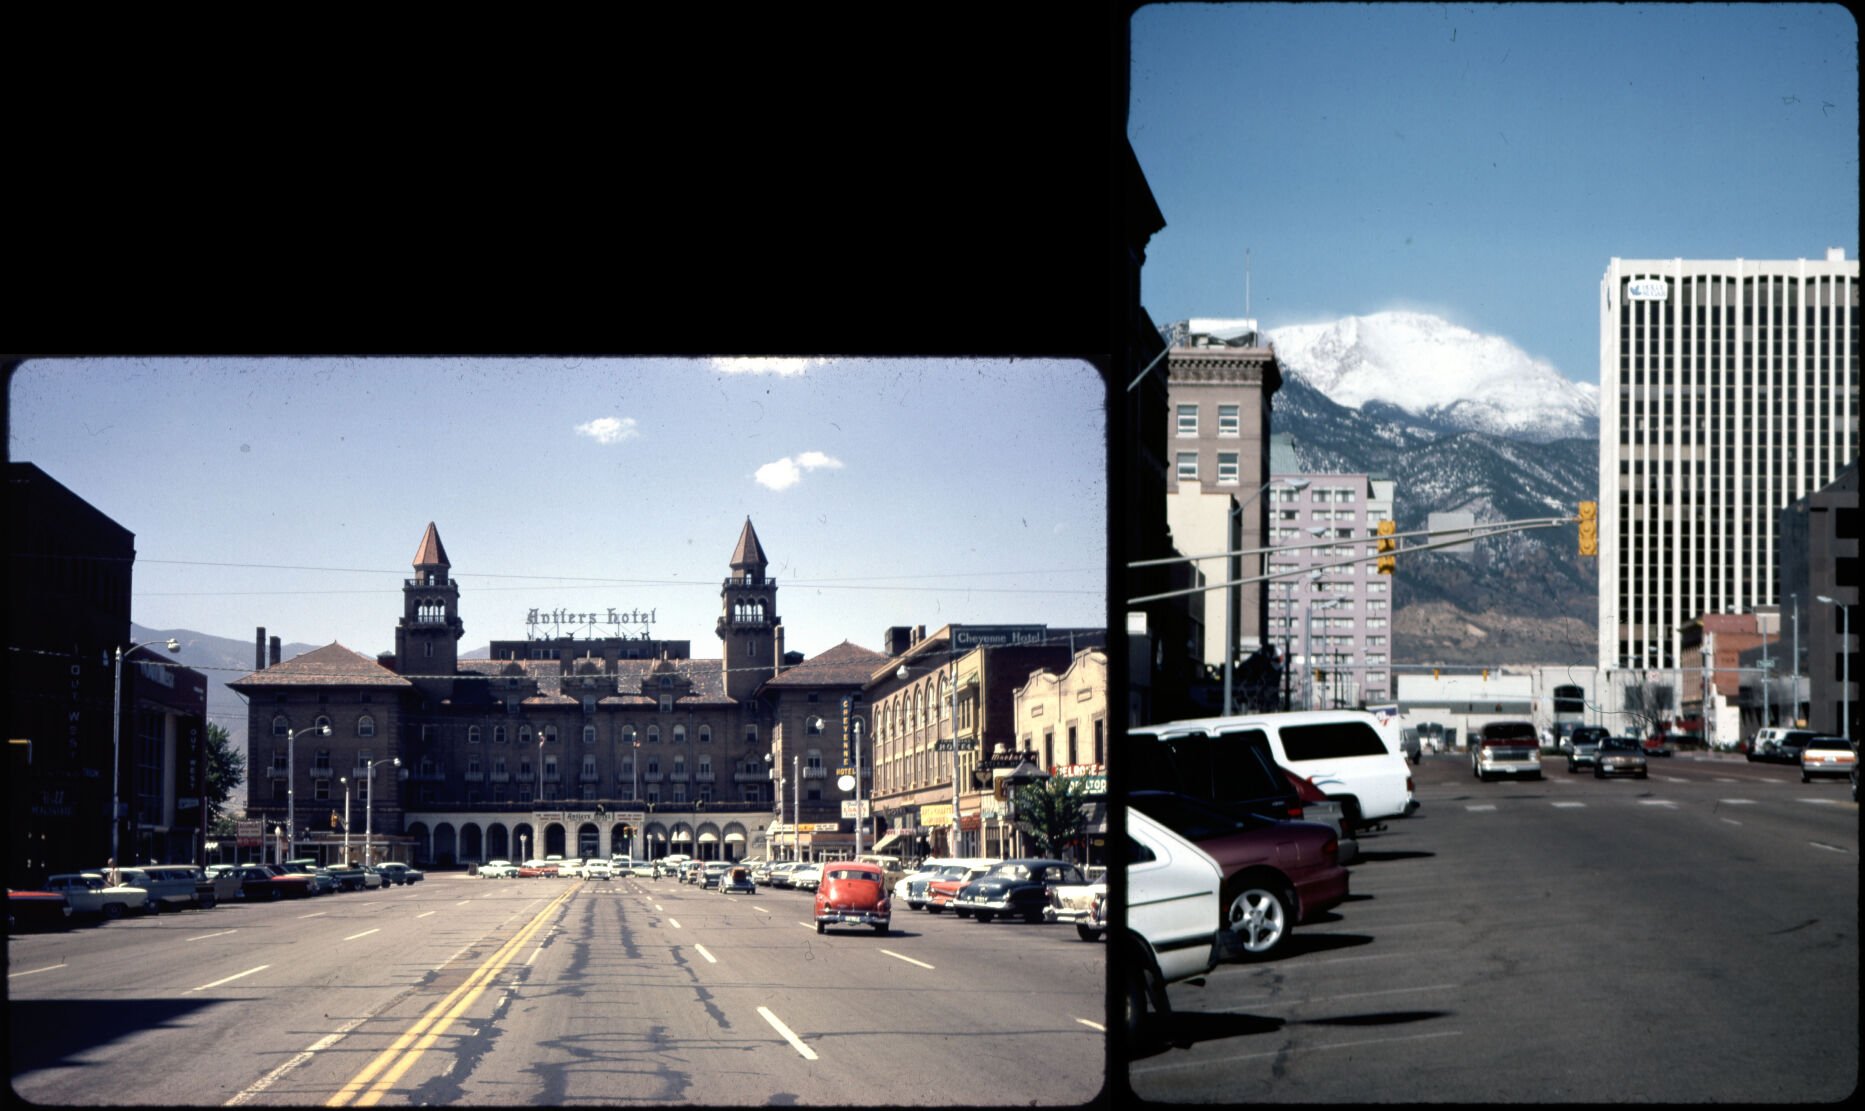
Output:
730,517,768,570
413,522,450,568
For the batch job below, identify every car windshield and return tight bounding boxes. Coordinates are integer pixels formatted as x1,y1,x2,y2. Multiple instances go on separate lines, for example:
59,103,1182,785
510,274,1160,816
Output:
825,868,873,882
986,863,1034,881
1805,738,1852,751
1601,738,1639,751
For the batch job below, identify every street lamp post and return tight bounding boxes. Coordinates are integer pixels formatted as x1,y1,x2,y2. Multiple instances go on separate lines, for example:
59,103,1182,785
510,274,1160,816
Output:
1816,595,1852,741
111,637,178,866
339,776,352,863
1307,598,1341,710
282,721,330,867
362,756,400,868
794,754,801,863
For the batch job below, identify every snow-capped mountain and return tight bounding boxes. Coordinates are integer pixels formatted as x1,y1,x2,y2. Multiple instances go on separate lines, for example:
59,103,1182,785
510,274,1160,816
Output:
1267,311,1599,443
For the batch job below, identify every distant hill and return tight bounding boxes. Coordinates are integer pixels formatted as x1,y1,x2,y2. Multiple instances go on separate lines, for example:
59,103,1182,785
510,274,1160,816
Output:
131,623,319,780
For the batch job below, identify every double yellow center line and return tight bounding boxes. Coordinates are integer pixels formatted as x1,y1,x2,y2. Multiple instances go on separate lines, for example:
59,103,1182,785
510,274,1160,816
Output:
325,886,575,1107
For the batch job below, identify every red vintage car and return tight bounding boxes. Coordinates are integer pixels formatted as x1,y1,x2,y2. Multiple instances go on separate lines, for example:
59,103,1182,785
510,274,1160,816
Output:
922,863,994,916
813,861,892,935
1130,790,1350,961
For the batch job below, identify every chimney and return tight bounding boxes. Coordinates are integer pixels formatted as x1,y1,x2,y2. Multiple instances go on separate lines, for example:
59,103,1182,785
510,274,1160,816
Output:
377,652,398,673
773,624,786,678
884,626,914,656
1827,247,1846,261
256,628,267,671
912,625,926,645
269,637,281,667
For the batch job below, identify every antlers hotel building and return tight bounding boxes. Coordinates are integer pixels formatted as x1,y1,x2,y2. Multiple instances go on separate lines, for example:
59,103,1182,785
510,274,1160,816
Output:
231,519,1104,867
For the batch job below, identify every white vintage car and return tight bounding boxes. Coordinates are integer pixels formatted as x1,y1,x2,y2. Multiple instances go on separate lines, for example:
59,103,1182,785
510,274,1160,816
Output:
1044,865,1107,940
43,872,154,919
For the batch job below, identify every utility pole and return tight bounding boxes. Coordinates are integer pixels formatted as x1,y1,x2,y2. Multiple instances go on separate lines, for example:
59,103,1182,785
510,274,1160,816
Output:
1791,593,1801,727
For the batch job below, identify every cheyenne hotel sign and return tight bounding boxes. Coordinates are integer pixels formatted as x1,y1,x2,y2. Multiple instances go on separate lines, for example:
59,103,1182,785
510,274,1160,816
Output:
526,607,657,637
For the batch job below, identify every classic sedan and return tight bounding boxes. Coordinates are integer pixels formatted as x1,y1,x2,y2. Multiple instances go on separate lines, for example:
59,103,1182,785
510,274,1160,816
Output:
789,863,823,891
1130,790,1350,961
44,872,153,919
477,860,519,879
1594,737,1649,778
8,888,72,931
718,865,757,895
954,859,1090,925
923,864,996,915
1799,736,1857,782
1046,869,1108,940
813,862,891,935
375,863,425,885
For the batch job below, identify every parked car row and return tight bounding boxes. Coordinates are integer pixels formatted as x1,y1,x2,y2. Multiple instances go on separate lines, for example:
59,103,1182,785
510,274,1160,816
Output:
9,858,424,930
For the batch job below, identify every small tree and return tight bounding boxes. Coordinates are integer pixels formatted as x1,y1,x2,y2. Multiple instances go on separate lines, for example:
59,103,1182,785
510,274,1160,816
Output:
204,723,246,830
1012,777,1087,860
1621,677,1674,738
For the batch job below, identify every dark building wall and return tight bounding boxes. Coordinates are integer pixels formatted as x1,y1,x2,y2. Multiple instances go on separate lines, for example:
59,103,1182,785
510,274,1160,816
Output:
6,463,135,883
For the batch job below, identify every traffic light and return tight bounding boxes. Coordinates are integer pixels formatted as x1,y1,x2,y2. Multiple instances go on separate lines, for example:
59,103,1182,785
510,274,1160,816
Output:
330,811,340,830
1376,519,1397,574
1577,501,1598,557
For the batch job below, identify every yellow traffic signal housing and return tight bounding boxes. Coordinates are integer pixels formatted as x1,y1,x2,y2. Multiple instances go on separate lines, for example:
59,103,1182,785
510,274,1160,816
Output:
1577,500,1598,557
1376,518,1396,574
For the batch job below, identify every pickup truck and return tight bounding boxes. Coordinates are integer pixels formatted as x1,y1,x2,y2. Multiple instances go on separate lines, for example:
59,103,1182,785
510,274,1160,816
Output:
1473,721,1543,781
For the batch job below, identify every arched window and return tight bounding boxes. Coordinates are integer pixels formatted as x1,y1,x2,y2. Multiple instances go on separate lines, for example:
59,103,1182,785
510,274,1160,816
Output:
357,714,376,738
519,726,533,745
494,725,507,745
467,725,481,744
806,717,823,735
313,714,332,733
582,724,597,744
542,725,558,744
622,725,637,746
698,724,712,744
673,724,687,744
272,715,290,737
647,725,660,744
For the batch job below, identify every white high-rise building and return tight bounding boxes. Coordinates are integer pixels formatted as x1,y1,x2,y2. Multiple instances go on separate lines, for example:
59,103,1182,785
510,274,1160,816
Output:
1598,251,1859,674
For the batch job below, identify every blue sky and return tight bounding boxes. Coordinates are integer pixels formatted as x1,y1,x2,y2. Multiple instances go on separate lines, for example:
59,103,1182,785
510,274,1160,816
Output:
8,358,1105,661
1130,2,1860,383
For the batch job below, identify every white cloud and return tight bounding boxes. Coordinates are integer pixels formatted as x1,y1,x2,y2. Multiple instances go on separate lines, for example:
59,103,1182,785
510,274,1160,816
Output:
709,357,832,376
754,450,844,491
575,417,639,444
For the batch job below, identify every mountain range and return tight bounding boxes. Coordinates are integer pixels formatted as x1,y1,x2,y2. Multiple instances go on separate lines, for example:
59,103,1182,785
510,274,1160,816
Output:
1263,311,1600,665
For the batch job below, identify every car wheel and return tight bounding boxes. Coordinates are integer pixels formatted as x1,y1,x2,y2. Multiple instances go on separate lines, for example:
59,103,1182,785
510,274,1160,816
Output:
873,924,888,936
1076,924,1101,942
104,902,125,920
1025,910,1045,925
1568,762,1578,773
1801,772,1811,783
1638,770,1648,779
1594,767,1604,778
815,921,825,934
926,905,943,915
1225,881,1292,959
975,911,994,923
1123,957,1150,1045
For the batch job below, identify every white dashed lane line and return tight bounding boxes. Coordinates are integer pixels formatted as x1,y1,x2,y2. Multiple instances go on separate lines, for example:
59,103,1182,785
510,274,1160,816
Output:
880,949,934,970
694,944,717,964
758,1006,819,1061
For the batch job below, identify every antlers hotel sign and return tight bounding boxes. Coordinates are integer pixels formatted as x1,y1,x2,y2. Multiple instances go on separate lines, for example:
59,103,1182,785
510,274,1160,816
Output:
527,607,657,636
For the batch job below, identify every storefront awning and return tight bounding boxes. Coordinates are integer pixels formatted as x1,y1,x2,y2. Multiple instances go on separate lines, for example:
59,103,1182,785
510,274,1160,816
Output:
698,832,718,843
724,832,745,842
870,831,906,854
672,829,692,841
1080,801,1108,834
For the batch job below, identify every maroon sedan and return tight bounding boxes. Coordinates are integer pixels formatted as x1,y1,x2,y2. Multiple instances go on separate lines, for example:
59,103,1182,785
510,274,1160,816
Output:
1130,790,1349,960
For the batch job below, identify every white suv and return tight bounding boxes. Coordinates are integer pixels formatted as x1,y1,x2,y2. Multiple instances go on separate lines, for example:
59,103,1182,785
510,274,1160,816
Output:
1148,710,1417,833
